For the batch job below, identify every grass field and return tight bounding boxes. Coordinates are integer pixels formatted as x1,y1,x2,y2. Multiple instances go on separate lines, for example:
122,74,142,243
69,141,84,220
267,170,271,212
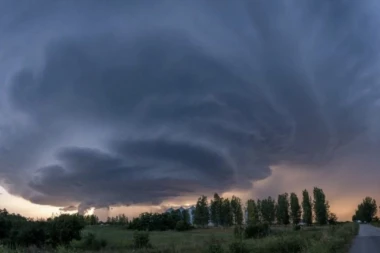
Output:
67,223,359,253
75,226,235,251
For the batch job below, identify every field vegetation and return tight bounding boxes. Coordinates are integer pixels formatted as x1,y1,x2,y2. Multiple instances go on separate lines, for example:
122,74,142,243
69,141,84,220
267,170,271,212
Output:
0,186,375,253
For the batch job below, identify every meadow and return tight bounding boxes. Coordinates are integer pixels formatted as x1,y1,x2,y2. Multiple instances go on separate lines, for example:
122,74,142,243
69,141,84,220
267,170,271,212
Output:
66,223,359,253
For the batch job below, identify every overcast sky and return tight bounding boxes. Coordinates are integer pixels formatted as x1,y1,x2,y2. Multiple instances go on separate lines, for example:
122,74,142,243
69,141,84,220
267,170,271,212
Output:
1,0,380,220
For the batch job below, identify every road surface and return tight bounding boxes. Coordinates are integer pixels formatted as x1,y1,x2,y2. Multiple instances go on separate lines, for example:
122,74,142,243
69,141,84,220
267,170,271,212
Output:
349,224,380,253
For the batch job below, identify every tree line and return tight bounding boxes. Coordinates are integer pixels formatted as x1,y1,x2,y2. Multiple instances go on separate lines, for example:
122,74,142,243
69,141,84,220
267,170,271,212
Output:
100,186,335,231
192,187,335,227
0,209,86,248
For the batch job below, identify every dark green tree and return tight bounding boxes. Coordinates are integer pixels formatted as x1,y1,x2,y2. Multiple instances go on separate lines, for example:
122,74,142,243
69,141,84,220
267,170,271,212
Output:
313,187,328,225
210,193,223,226
221,198,233,227
193,195,209,227
181,209,190,224
276,193,290,225
260,197,276,224
246,199,260,225
302,189,313,225
290,193,301,225
354,197,378,222
231,196,243,226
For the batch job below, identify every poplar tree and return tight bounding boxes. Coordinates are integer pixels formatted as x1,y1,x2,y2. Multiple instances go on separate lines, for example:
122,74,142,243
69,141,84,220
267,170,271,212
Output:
194,195,209,227
313,187,329,225
231,196,243,225
276,193,290,225
302,189,313,225
221,198,233,227
210,193,223,226
260,197,276,224
290,192,301,225
246,199,260,225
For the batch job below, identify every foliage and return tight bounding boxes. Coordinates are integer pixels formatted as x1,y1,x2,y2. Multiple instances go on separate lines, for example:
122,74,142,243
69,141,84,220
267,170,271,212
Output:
181,210,190,224
244,223,270,239
106,214,128,226
246,199,260,225
276,193,290,225
259,197,276,224
132,231,151,249
74,232,107,251
221,198,233,227
230,196,243,226
0,209,85,248
293,225,301,231
353,197,377,222
194,196,210,227
127,210,184,231
46,214,85,247
290,193,301,225
210,193,223,227
328,213,338,225
84,215,99,225
302,189,313,225
313,187,329,225
175,220,191,231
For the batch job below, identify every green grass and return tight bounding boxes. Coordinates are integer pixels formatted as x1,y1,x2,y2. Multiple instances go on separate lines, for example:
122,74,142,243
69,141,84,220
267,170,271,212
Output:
73,226,235,252
0,223,359,253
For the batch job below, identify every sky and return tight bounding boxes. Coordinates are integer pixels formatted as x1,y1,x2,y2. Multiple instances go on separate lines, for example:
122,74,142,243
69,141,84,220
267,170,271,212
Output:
1,0,380,221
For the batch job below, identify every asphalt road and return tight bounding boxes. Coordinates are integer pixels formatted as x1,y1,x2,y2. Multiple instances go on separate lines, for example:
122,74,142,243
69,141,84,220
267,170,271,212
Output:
349,224,380,253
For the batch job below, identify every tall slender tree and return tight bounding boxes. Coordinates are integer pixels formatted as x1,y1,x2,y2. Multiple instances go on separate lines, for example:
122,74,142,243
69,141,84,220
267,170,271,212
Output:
260,197,276,224
302,189,313,225
246,199,260,225
210,193,223,226
276,193,290,225
313,187,328,225
194,195,209,227
221,198,233,227
231,196,243,226
290,193,301,225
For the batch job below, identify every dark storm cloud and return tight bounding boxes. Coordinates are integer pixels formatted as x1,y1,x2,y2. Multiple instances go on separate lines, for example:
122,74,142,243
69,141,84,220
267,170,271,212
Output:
1,0,380,211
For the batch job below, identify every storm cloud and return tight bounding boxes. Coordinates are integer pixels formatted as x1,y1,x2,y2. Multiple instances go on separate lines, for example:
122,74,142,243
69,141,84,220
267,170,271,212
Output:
1,0,380,212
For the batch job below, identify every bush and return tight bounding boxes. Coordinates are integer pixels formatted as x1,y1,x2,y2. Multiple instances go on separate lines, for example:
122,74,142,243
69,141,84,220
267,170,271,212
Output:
244,223,270,239
75,232,107,251
133,231,151,249
0,210,85,249
228,241,249,253
175,221,190,231
9,221,47,248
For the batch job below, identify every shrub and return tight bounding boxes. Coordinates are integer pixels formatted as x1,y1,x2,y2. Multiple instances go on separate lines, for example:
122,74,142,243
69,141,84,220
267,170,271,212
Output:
10,221,47,247
75,232,107,251
175,221,190,231
47,214,85,247
229,241,249,253
133,231,151,249
244,223,270,239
